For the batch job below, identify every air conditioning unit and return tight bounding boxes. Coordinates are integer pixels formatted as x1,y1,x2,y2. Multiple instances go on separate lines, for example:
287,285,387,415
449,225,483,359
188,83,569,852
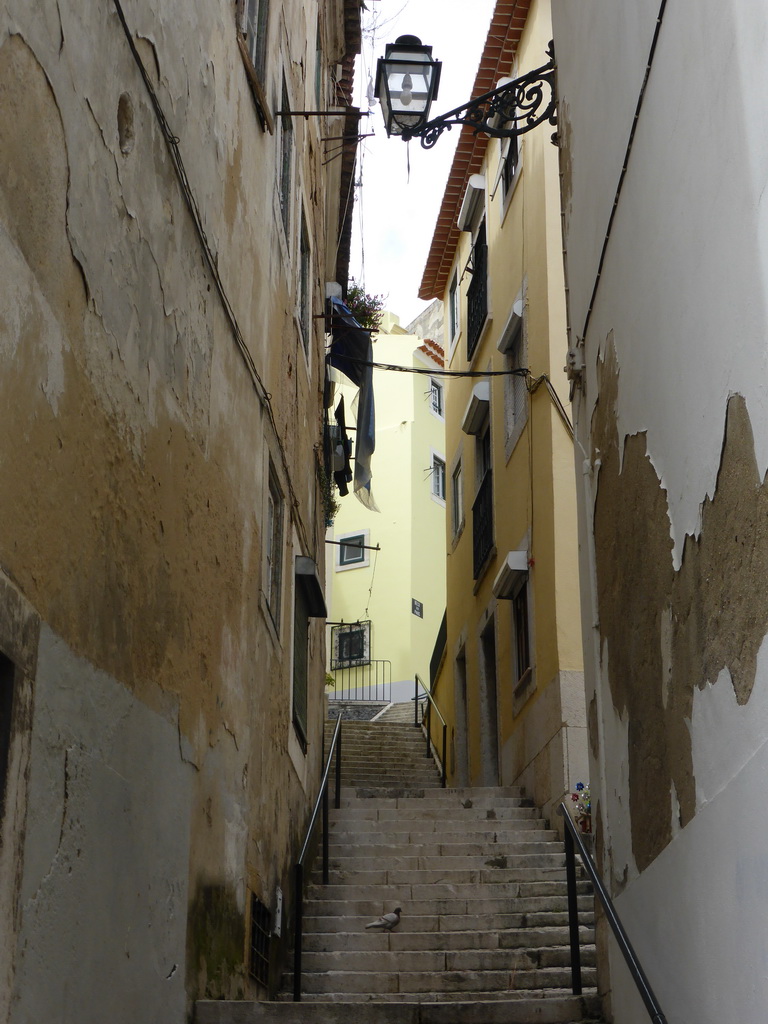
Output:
457,174,486,231
492,550,529,599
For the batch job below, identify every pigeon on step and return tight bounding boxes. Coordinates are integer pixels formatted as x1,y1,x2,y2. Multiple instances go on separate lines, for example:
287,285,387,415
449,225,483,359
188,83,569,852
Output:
365,907,401,930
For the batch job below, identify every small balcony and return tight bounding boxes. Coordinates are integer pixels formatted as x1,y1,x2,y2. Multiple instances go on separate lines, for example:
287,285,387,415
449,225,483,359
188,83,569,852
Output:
472,470,494,579
466,239,488,360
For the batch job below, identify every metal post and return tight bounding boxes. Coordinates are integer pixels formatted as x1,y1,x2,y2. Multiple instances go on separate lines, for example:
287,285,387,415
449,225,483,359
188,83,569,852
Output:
564,824,582,995
335,719,342,809
425,699,431,759
414,677,419,727
322,778,329,885
441,723,447,787
292,862,304,1001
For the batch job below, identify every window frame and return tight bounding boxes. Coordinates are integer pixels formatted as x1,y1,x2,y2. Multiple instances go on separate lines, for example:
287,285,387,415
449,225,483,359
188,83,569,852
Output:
265,466,284,630
299,207,312,357
430,451,447,504
331,621,372,670
336,530,370,571
429,377,444,419
451,460,464,538
237,0,273,131
448,272,460,359
500,134,521,213
466,218,489,362
278,77,293,239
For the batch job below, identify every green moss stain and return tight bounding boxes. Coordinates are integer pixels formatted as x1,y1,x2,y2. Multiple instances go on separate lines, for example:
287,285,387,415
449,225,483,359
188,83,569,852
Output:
187,883,246,999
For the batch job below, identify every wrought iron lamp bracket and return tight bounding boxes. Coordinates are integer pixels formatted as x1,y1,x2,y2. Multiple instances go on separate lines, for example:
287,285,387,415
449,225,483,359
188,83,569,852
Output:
405,43,557,149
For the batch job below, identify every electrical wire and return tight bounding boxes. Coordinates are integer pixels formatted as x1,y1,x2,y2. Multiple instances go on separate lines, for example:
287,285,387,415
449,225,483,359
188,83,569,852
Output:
328,355,528,378
363,543,379,619
578,0,669,346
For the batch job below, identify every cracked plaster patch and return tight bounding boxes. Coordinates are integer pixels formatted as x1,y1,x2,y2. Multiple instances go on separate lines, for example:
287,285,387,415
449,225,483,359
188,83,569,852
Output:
592,336,768,870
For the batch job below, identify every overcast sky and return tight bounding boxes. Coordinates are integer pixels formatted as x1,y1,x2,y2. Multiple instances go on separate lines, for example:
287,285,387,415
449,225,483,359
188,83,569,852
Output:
349,0,496,327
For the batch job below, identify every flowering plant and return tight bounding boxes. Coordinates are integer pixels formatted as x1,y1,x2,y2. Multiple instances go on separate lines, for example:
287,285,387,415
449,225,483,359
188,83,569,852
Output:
570,782,591,833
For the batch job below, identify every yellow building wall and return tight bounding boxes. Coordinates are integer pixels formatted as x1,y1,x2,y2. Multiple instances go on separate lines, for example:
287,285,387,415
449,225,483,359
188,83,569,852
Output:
328,314,447,700
432,0,587,821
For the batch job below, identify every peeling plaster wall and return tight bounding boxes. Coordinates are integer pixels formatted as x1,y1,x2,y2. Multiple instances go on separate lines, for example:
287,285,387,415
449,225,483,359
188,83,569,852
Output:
14,626,191,1024
0,0,346,1016
554,0,768,1020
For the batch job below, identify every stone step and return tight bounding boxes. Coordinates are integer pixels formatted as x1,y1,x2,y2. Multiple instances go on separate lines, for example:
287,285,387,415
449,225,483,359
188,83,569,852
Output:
321,850,566,870
335,785,525,799
327,831,558,849
323,838,561,856
197,993,603,1022
305,878,592,906
327,819,548,835
291,945,597,973
303,868,581,901
334,773,443,784
333,796,530,808
284,965,598,996
302,925,595,952
301,901,593,925
331,801,535,819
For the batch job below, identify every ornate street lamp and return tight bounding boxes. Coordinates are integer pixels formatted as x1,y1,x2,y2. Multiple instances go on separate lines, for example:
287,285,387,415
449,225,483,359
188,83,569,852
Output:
373,36,442,139
375,37,557,149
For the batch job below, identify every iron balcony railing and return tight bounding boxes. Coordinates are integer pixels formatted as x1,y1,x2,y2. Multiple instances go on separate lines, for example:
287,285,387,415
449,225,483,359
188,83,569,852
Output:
466,239,488,360
326,659,392,703
472,469,494,578
558,802,668,1024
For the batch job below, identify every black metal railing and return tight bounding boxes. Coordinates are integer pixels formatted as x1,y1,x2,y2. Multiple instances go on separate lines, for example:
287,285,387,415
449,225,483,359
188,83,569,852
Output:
414,674,447,787
558,802,668,1024
466,239,488,360
472,470,494,578
326,659,392,702
293,713,344,1001
429,610,447,688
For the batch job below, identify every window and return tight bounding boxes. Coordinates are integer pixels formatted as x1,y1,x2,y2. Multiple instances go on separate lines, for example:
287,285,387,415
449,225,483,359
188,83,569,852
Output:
292,570,309,745
299,209,311,355
513,585,531,686
503,309,528,453
451,462,464,536
339,628,365,662
473,425,494,578
292,555,326,750
336,531,370,570
266,469,284,628
249,894,271,987
501,134,519,203
245,0,270,82
314,16,323,108
448,273,459,345
429,378,444,417
466,219,488,360
431,454,446,502
279,79,293,236
331,621,371,669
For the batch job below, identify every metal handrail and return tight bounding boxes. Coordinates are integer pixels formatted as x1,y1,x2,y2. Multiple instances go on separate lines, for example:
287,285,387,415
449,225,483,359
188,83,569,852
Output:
558,802,668,1024
293,713,344,1002
414,674,447,787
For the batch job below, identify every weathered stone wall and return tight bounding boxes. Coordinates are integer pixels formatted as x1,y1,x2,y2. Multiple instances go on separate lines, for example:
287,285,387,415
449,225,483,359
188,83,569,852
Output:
0,0,352,1017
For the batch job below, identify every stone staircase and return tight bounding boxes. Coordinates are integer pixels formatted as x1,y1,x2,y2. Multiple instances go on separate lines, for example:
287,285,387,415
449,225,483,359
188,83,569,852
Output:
196,717,603,1024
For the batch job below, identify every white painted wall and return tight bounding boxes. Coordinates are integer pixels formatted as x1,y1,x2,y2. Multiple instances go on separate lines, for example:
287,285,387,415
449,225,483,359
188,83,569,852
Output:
553,1,768,1020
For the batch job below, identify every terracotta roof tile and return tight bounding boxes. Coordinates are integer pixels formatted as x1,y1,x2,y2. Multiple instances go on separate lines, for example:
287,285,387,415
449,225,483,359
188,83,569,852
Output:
419,0,531,300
